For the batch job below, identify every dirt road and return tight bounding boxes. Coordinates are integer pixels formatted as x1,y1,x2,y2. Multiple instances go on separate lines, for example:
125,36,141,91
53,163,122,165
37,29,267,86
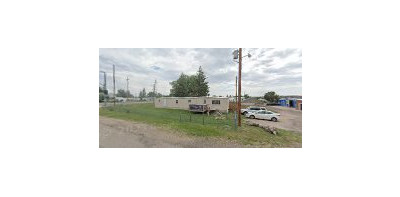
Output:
99,116,242,148
246,106,302,132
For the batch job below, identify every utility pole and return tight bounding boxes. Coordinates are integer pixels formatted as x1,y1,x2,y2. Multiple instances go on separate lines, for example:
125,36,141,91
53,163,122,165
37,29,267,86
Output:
235,75,238,129
238,48,242,126
126,76,129,101
100,71,107,106
153,79,157,103
113,64,116,107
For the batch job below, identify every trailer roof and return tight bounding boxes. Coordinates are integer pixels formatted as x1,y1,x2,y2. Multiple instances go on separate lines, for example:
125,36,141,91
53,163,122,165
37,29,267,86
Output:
159,97,228,99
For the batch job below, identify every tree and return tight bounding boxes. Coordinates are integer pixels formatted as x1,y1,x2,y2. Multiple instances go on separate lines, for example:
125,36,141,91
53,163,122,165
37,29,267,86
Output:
116,89,126,97
148,92,163,97
244,94,250,99
99,93,104,102
193,66,209,96
264,91,280,103
99,87,108,102
139,88,146,100
170,73,190,97
116,89,132,97
169,66,210,97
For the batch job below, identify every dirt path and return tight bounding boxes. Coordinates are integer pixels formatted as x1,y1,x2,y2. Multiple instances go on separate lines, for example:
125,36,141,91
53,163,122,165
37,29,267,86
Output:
99,116,242,148
246,106,302,132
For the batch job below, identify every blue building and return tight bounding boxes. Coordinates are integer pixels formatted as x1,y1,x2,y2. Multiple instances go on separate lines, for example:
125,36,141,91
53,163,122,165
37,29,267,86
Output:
279,98,298,108
279,99,287,106
288,98,297,108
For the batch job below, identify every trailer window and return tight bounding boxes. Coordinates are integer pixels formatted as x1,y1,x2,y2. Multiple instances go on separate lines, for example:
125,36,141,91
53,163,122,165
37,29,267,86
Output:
204,100,206,104
188,100,191,103
212,100,220,104
176,100,178,104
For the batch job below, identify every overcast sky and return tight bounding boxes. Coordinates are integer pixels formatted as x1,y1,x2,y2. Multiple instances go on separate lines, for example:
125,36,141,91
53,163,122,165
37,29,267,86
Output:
99,48,302,97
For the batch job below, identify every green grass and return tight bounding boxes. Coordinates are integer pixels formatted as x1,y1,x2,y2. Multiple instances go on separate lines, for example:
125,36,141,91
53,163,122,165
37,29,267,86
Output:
99,103,302,147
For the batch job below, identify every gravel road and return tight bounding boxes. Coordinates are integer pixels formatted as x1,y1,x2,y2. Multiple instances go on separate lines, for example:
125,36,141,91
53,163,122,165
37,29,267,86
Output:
99,116,242,148
246,106,302,132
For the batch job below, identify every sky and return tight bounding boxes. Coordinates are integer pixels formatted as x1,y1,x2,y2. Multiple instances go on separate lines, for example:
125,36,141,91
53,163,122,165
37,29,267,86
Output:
99,48,302,97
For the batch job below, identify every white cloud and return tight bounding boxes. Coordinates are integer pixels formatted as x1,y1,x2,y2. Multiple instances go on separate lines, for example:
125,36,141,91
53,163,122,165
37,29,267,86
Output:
99,48,302,96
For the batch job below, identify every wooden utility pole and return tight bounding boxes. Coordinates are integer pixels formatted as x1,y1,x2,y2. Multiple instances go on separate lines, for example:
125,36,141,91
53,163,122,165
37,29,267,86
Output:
235,75,238,129
113,64,116,107
238,48,242,126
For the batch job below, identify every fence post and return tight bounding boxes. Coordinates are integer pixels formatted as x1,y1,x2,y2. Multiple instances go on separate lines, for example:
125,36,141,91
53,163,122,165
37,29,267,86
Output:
226,110,229,126
234,111,237,130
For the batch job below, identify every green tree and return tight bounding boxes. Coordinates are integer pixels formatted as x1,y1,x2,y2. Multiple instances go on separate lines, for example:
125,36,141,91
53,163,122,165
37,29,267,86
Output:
193,66,209,96
264,91,280,103
244,94,250,99
170,73,190,97
139,88,146,100
99,87,108,95
169,66,210,97
148,92,163,97
116,89,127,97
99,93,104,102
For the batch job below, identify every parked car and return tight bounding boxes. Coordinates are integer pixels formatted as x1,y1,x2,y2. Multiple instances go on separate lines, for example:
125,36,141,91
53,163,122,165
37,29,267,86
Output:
240,106,267,115
245,110,280,122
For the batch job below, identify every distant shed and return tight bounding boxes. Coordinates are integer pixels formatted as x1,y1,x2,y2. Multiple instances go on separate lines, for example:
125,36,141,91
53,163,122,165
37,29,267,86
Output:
288,98,297,108
296,99,302,110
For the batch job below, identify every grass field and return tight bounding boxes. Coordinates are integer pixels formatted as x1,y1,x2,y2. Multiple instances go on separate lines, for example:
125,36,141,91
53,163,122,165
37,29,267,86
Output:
99,103,302,147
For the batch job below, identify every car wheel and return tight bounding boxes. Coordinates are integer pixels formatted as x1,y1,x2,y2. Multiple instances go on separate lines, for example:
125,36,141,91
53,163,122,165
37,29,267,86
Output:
250,115,255,119
243,111,248,115
271,117,277,122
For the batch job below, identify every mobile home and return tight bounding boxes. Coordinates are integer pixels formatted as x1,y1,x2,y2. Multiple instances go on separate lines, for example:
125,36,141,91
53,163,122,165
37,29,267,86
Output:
155,97,229,112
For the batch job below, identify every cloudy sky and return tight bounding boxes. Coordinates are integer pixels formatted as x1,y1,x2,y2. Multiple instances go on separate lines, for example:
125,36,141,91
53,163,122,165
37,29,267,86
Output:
99,48,302,97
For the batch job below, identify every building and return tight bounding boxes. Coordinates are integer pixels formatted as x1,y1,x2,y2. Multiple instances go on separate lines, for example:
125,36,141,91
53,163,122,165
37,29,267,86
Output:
296,99,302,110
279,98,287,107
155,97,229,112
279,98,302,110
288,98,297,108
279,98,299,108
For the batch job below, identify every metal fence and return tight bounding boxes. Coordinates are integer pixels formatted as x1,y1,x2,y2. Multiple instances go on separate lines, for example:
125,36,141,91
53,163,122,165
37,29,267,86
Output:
102,104,238,129
179,112,236,127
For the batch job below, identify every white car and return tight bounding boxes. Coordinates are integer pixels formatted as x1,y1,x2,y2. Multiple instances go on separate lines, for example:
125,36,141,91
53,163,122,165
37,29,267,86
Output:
240,106,267,115
246,110,280,122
